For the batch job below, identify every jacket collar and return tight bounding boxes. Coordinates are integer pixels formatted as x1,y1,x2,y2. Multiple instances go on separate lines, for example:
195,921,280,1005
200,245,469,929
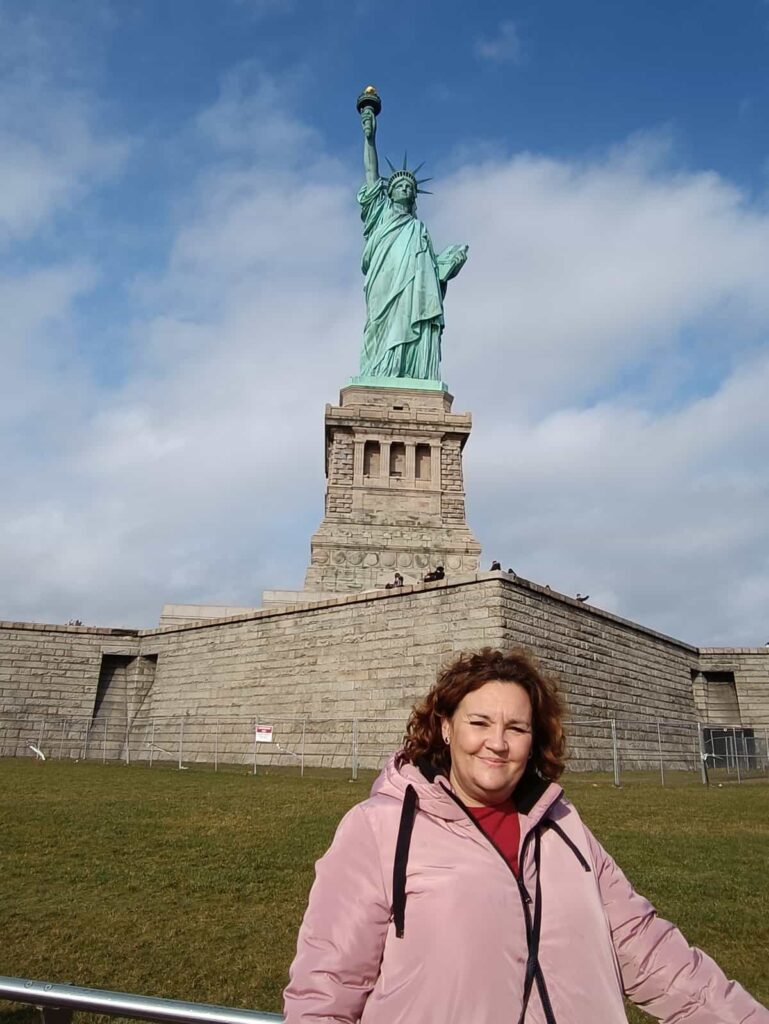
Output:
514,765,555,814
515,768,564,836
413,756,563,826
372,754,563,827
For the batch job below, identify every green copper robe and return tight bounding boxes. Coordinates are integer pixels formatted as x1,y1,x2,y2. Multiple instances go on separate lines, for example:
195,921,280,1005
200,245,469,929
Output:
358,178,459,380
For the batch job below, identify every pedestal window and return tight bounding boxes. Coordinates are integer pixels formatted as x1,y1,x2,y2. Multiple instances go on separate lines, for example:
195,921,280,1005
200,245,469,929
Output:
415,444,432,481
363,441,380,478
389,442,405,478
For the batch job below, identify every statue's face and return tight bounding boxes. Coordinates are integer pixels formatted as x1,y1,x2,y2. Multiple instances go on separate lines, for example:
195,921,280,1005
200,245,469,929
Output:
390,178,415,204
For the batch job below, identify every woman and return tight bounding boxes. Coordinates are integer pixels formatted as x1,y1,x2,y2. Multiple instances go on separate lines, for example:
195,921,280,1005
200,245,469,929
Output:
283,648,767,1023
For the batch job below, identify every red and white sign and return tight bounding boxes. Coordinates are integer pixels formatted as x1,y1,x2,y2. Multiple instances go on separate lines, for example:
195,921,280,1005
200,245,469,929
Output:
255,724,274,744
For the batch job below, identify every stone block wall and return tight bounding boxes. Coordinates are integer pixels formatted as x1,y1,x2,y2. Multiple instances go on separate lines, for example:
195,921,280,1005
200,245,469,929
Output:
495,582,698,720
0,620,139,758
493,580,700,769
440,437,466,523
691,673,741,725
161,578,458,722
2,578,768,771
325,429,354,516
698,649,769,728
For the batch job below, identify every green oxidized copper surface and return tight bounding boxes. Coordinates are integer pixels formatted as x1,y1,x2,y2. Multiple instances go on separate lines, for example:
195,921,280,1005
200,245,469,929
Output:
347,374,448,392
357,88,468,383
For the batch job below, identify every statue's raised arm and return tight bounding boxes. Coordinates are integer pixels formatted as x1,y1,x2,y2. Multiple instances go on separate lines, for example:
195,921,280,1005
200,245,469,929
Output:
354,87,468,384
360,104,379,186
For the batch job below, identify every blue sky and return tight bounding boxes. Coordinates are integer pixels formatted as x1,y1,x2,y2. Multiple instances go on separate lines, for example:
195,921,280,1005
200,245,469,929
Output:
40,0,769,184
2,0,769,645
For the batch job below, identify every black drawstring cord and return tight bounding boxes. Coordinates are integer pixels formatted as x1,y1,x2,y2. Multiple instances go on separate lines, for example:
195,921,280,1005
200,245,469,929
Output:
391,781,592,1024
518,817,592,1024
517,828,543,1024
392,784,418,938
545,819,592,872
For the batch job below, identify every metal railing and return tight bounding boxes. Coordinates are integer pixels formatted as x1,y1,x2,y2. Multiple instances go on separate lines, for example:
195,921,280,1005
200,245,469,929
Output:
0,976,282,1024
1,711,767,784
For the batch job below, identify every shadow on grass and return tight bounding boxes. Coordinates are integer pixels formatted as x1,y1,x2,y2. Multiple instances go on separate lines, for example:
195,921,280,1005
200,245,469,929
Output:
0,1013,135,1024
0,1007,38,1024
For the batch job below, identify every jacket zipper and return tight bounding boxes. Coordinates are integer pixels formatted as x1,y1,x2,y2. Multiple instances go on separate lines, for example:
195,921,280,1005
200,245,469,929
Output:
440,785,558,1024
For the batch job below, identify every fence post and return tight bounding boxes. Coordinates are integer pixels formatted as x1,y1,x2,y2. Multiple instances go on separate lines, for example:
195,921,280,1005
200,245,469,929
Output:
178,717,184,770
610,718,620,787
125,718,130,766
351,717,359,781
83,720,90,762
300,718,306,778
214,718,219,773
149,720,155,768
253,719,258,776
656,720,664,786
764,729,769,774
102,718,108,764
37,718,44,759
732,727,741,784
58,718,66,760
696,723,709,785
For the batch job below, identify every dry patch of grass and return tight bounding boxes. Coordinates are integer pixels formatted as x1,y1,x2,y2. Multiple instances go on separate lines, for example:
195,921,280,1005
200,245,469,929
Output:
1,760,767,1024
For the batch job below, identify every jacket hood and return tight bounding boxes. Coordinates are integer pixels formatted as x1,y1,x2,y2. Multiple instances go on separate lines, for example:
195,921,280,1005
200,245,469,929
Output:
370,753,465,821
371,753,563,827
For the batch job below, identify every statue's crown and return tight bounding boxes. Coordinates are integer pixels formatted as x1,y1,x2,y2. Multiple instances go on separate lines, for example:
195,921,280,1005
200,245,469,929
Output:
386,154,432,196
387,169,418,191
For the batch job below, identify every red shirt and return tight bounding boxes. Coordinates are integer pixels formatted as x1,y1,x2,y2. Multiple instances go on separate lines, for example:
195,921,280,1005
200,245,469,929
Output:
467,800,520,876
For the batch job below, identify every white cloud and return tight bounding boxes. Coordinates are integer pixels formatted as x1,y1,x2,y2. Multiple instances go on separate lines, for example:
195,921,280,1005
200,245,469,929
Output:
0,96,128,245
0,263,96,433
0,14,126,449
0,69,362,626
475,20,524,64
0,10,129,246
430,136,769,411
1,63,769,647
464,352,769,646
195,64,318,158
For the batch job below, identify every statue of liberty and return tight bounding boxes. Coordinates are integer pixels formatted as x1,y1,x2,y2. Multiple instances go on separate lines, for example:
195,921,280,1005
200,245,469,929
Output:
356,87,468,382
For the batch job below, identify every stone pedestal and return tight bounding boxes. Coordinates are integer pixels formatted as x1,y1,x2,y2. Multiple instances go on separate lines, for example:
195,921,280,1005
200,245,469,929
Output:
304,384,481,593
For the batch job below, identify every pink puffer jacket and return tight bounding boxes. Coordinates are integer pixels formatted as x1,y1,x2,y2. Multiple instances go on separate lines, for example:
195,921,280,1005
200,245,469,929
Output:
284,756,768,1024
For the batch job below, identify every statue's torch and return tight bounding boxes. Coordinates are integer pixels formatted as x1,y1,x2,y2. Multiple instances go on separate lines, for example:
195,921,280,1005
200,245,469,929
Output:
356,85,382,117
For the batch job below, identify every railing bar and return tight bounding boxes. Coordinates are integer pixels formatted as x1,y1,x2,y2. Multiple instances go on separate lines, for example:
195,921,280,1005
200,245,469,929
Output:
0,978,282,1024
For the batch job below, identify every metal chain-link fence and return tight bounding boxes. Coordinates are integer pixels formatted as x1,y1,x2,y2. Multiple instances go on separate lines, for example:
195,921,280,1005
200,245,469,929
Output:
1,711,767,784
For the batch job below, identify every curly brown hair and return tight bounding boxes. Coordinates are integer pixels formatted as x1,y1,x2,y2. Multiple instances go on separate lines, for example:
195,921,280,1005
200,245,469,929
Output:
399,647,566,781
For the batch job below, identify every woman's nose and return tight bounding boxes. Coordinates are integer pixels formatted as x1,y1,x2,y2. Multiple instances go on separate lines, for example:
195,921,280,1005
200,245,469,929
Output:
486,728,508,752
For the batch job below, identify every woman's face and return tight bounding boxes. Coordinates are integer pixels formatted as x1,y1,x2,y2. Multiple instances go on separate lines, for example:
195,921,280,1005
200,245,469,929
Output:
444,680,533,807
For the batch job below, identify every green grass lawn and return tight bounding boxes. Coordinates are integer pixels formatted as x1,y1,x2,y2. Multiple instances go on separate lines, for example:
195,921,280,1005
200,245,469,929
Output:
1,760,767,1023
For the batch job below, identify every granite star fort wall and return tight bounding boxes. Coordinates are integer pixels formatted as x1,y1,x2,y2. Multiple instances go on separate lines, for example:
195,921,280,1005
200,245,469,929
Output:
1,573,767,769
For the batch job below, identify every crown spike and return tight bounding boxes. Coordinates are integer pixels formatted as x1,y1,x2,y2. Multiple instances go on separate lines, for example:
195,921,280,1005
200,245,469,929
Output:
417,188,433,195
385,156,434,199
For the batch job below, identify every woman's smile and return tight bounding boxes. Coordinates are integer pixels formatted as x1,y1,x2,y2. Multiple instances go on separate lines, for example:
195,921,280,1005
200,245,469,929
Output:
445,680,533,806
